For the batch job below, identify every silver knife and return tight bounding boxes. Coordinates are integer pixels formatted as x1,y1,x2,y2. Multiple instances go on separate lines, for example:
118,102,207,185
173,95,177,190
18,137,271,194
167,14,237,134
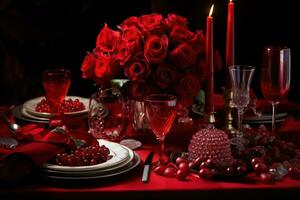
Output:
142,151,154,183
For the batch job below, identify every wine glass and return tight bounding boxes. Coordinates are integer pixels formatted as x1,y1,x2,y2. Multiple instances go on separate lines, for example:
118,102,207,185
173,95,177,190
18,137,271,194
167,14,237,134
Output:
261,46,291,134
230,65,255,139
144,94,177,165
42,69,71,113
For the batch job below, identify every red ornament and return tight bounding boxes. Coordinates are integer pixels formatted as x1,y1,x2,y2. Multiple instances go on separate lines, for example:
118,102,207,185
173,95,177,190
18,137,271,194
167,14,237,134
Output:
188,125,233,163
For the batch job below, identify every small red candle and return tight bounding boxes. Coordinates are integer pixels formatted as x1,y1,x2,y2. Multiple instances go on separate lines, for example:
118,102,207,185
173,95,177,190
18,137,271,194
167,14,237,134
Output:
226,0,235,88
205,4,214,114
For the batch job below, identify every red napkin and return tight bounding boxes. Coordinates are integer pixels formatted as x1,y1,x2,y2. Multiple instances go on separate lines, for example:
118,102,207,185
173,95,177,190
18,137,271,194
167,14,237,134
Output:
0,115,97,181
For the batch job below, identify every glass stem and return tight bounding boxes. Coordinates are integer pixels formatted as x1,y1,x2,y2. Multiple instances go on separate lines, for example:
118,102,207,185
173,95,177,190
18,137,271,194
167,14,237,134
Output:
158,136,168,165
271,102,279,135
237,108,244,137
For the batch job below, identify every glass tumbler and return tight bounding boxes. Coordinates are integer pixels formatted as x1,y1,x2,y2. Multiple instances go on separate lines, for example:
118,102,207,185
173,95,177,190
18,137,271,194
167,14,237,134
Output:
88,88,127,142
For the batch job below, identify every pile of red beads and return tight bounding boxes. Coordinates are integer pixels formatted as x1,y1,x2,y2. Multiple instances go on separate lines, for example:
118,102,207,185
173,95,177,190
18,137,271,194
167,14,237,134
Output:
54,145,111,166
35,98,85,113
153,125,300,183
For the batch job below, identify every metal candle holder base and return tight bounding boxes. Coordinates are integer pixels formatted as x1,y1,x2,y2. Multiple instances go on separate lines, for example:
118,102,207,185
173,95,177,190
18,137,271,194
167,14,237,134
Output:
223,88,237,137
204,112,216,124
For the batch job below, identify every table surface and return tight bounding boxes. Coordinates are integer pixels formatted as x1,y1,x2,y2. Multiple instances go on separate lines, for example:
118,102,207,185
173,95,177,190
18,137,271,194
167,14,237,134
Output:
1,100,300,199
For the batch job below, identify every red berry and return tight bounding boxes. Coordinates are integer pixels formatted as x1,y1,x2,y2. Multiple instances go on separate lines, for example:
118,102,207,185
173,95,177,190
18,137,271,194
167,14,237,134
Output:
254,163,268,175
178,162,189,173
260,173,274,184
251,157,263,167
236,165,247,175
176,157,187,165
163,167,177,178
153,165,167,175
176,169,188,181
199,168,213,179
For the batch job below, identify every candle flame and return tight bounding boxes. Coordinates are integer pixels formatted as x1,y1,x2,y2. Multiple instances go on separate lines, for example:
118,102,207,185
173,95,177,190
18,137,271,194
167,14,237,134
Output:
209,4,214,17
230,0,233,3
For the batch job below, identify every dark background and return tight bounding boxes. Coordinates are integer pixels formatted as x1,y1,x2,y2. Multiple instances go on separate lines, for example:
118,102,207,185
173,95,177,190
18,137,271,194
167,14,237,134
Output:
0,0,299,105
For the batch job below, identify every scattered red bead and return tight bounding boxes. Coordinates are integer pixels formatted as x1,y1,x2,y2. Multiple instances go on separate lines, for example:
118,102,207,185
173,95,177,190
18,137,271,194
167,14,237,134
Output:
54,145,111,166
36,98,85,113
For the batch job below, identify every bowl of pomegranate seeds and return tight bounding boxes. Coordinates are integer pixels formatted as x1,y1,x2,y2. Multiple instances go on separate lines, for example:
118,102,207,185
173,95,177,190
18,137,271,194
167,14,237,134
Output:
23,96,89,118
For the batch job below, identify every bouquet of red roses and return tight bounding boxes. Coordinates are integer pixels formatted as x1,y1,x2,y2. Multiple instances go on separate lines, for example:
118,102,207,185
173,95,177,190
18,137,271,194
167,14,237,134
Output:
81,13,221,106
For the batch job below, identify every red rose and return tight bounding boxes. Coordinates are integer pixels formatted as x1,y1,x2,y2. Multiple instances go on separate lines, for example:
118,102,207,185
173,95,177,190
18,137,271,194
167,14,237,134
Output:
122,26,142,50
114,39,132,65
164,13,188,30
81,52,95,79
129,79,154,101
169,25,194,45
96,24,121,52
170,43,197,69
176,73,201,106
154,64,177,89
144,34,169,64
94,53,120,84
119,16,139,30
124,53,151,80
138,13,163,34
189,30,205,56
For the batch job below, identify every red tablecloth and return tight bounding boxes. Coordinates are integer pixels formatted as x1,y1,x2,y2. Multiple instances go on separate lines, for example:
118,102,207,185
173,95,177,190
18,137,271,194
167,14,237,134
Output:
1,146,300,199
1,100,300,199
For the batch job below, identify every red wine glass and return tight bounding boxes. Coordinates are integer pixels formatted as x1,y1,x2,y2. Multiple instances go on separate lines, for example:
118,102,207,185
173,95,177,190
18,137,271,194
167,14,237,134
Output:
261,46,291,134
144,94,177,165
42,69,71,113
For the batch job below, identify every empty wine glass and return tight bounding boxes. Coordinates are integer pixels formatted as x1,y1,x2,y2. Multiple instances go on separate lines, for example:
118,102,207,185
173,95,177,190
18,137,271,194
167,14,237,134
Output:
144,94,177,165
230,65,255,139
261,46,291,134
42,69,71,113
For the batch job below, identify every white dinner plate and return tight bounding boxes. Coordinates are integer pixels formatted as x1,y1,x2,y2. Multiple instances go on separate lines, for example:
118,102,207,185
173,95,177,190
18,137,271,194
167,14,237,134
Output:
40,152,140,180
23,96,89,118
41,140,130,172
13,105,49,123
40,144,135,176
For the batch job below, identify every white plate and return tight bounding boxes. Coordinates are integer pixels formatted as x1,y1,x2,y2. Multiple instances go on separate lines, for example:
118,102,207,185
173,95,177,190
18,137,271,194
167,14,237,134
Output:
41,140,129,172
12,105,49,124
40,144,135,176
21,106,49,121
244,113,288,122
23,96,89,118
40,152,140,180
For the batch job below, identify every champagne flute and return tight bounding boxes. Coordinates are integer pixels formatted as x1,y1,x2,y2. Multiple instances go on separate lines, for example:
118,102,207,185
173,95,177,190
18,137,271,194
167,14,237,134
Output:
230,65,255,139
42,69,71,113
261,46,291,134
144,94,177,165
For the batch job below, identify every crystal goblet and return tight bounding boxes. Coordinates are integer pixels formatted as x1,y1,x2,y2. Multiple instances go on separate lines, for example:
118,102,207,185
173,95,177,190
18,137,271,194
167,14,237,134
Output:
144,94,177,165
230,65,255,139
261,46,291,134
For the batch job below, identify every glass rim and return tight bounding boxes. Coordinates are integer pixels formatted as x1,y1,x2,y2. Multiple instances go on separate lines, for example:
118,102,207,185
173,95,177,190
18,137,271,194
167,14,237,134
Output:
43,68,71,75
229,65,255,71
144,93,177,102
264,46,290,51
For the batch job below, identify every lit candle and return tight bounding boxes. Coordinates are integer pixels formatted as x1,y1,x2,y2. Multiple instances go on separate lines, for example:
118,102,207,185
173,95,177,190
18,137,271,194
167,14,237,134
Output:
205,4,214,114
226,0,235,88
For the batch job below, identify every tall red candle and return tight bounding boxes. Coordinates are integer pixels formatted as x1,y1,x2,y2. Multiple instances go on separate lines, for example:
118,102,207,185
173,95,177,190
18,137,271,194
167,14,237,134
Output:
205,5,214,114
226,0,235,88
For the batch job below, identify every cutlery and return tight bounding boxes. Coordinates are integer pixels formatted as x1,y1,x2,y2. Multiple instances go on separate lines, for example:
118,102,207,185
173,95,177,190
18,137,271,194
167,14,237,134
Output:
0,113,20,135
0,137,18,149
142,151,154,183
